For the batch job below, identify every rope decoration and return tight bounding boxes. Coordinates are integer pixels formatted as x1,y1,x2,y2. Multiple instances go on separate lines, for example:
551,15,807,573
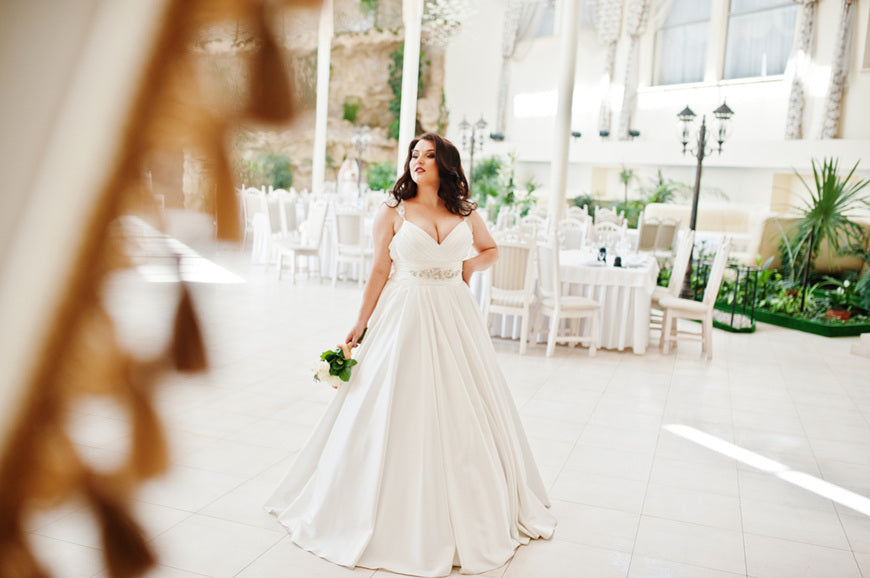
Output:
616,0,653,140
595,0,624,135
821,0,855,139
0,0,310,575
784,0,819,140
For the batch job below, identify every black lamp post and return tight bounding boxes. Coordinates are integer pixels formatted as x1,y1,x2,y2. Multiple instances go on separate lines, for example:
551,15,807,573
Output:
459,116,488,195
677,100,734,297
351,124,371,197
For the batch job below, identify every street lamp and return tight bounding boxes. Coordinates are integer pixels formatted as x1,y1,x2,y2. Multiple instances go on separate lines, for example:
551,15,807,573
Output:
459,116,488,195
677,100,734,297
351,124,371,197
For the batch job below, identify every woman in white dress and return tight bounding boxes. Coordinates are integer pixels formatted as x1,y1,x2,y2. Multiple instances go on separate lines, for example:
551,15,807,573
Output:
266,133,556,576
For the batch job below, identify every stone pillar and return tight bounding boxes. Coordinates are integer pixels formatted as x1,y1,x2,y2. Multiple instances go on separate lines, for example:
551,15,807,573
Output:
548,0,580,224
312,0,334,192
396,0,424,175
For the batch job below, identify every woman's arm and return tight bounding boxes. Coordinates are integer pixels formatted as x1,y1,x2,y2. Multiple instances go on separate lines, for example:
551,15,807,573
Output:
462,209,498,285
346,204,398,346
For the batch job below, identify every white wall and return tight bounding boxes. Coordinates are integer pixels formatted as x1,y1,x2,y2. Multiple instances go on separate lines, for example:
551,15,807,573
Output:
445,0,870,213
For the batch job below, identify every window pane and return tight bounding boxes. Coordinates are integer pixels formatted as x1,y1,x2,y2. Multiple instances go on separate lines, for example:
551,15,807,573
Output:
730,0,793,15
663,0,712,27
657,21,708,84
723,5,797,79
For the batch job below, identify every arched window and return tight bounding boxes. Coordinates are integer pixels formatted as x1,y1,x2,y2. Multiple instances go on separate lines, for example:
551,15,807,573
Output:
723,0,798,79
653,0,712,85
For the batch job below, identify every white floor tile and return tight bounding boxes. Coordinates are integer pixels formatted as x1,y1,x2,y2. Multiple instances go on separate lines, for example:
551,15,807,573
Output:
744,533,860,578
641,483,742,530
740,498,851,550
503,539,630,578
633,516,745,575
627,555,745,577
549,500,639,553
151,514,283,577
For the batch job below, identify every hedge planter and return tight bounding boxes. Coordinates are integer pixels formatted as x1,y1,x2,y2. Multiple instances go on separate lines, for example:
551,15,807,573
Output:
752,308,870,338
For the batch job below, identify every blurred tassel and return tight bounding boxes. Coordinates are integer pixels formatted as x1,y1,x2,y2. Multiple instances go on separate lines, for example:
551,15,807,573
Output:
246,1,294,124
172,282,207,372
211,136,241,242
0,532,50,578
84,475,155,578
126,364,169,479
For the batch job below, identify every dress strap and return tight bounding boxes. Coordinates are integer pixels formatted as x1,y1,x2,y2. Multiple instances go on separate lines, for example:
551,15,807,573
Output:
396,200,405,220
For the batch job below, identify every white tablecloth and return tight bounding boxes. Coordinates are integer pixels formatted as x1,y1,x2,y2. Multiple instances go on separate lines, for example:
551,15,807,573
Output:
474,250,658,354
559,250,658,354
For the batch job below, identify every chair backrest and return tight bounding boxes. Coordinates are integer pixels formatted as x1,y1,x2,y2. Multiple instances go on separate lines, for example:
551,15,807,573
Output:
276,191,298,235
590,221,626,247
637,217,660,251
519,214,547,238
490,230,536,301
667,229,695,296
556,218,588,250
702,237,733,306
535,236,562,304
496,207,520,231
334,208,366,248
243,190,265,226
595,206,624,226
566,205,590,224
654,218,680,252
303,199,329,246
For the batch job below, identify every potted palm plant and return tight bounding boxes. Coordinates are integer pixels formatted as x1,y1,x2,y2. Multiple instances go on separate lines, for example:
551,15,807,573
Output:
790,158,869,312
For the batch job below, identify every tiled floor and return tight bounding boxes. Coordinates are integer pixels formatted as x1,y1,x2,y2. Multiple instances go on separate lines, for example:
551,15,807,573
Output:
25,244,870,577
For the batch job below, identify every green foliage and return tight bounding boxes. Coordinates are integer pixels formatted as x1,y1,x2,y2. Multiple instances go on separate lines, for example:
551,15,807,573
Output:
642,169,686,204
360,0,377,17
343,97,361,124
366,161,397,192
618,166,636,204
786,157,870,309
249,153,294,189
387,45,427,140
471,155,537,219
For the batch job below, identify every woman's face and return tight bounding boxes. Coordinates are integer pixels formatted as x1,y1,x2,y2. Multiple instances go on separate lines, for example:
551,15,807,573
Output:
409,139,439,189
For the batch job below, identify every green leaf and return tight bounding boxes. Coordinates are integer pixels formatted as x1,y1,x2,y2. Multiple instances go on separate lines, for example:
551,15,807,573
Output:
339,367,352,381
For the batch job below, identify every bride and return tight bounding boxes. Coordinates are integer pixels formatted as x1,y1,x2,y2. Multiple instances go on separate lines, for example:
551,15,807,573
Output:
266,133,556,577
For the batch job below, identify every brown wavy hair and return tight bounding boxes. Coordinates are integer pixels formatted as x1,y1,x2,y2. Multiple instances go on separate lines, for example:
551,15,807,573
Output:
390,133,476,217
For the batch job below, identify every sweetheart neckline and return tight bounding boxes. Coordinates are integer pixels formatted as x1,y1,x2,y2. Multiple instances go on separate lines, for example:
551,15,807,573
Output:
400,219,467,246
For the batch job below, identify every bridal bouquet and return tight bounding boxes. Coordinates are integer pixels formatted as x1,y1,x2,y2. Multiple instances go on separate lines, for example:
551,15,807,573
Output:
312,328,366,389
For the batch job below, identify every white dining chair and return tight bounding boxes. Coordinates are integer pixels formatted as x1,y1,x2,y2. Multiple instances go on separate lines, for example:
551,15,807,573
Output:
332,206,373,287
519,214,547,239
594,206,625,226
566,205,591,224
532,236,600,357
659,237,732,358
274,198,329,283
495,207,520,231
483,230,537,354
636,214,660,252
589,220,627,247
556,218,588,250
650,229,695,329
241,187,265,249
654,218,681,256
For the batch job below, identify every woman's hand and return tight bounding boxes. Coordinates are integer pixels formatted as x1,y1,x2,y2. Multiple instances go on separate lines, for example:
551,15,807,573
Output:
346,320,367,347
462,260,474,286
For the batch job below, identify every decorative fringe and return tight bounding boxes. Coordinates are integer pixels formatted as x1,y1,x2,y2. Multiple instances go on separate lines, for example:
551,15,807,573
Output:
84,475,155,578
0,532,50,578
172,283,208,372
246,1,294,124
126,363,169,480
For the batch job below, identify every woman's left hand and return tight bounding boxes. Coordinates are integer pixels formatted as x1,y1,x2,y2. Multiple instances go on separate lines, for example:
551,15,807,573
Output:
462,259,474,286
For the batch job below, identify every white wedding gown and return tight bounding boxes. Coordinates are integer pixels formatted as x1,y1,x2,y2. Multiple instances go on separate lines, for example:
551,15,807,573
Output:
265,204,556,577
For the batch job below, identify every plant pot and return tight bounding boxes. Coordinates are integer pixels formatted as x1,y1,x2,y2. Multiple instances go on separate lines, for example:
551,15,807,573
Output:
826,309,851,321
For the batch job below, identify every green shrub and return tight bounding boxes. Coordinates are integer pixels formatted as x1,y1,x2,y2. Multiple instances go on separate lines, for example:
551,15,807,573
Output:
261,153,293,189
343,97,360,124
366,161,397,192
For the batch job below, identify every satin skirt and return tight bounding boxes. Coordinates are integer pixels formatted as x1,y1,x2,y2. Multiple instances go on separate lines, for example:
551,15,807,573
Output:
265,276,556,577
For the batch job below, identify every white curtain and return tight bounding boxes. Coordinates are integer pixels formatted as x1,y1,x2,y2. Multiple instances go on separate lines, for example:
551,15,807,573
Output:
595,0,624,135
497,0,546,135
821,0,856,139
723,2,798,79
784,0,819,140
653,0,708,85
616,0,654,139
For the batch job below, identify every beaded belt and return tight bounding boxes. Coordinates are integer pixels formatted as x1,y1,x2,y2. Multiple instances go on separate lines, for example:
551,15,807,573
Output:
393,266,462,284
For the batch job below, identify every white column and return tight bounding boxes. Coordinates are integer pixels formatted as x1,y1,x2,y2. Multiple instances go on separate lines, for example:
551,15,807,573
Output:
548,0,580,224
396,0,424,176
312,0,334,193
